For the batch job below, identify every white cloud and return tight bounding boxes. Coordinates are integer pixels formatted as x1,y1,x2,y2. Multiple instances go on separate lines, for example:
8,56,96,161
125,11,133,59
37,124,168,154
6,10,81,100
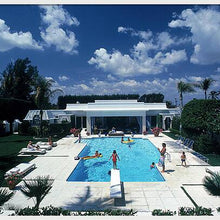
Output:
59,75,69,81
89,25,188,77
39,5,79,54
216,67,220,72
0,19,42,52
169,8,220,64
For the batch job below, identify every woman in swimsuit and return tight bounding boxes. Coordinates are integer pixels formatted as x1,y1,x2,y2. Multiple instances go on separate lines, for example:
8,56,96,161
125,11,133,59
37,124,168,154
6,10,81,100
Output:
109,150,120,169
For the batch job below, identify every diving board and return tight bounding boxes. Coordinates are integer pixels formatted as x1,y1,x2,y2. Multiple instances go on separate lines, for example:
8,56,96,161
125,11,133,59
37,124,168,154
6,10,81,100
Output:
110,169,122,198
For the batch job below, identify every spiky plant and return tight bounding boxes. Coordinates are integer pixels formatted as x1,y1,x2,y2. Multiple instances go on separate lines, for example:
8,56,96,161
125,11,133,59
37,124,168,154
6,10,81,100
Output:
21,176,54,209
203,172,220,196
0,188,14,207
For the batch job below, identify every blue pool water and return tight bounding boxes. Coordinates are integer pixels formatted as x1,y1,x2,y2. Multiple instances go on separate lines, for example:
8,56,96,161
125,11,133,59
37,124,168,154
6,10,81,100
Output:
67,137,165,182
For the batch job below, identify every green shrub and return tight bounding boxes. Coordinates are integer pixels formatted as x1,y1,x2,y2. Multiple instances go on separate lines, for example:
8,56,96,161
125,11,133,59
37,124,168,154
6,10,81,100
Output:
172,116,180,131
15,207,41,215
181,99,220,154
152,209,176,216
49,123,72,137
18,121,32,136
169,128,180,135
73,209,136,216
41,205,70,215
178,207,213,216
195,133,215,153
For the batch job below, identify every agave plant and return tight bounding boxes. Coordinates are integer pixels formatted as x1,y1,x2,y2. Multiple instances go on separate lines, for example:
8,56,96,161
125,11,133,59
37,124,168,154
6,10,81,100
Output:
21,176,54,209
0,188,14,207
203,172,220,196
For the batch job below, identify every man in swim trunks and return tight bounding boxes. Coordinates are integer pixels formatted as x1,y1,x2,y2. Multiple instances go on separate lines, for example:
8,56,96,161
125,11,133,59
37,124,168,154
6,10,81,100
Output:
158,143,166,172
109,150,120,169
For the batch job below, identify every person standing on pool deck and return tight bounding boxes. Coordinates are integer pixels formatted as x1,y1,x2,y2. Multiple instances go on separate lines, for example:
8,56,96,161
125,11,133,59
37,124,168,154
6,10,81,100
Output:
158,143,166,172
109,150,120,169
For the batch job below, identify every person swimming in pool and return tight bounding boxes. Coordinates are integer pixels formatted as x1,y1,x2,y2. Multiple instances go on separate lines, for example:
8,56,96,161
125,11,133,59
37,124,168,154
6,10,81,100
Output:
95,151,102,157
121,137,124,143
109,150,120,169
150,162,155,169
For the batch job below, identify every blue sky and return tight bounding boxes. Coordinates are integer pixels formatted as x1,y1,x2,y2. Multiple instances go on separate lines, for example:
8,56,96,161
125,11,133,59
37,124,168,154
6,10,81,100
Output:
0,5,220,105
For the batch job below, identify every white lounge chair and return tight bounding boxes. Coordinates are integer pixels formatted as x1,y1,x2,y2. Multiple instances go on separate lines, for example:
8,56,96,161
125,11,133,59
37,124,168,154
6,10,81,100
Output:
206,166,220,175
5,163,36,177
36,141,57,147
36,144,52,150
19,148,46,155
110,169,122,198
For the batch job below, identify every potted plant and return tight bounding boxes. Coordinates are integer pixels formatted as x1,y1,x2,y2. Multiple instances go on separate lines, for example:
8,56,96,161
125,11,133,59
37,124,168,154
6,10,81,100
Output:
151,127,163,137
142,131,147,135
6,174,21,190
70,128,80,137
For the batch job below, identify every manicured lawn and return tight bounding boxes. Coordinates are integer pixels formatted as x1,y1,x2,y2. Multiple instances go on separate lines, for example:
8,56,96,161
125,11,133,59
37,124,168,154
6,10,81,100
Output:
0,134,49,186
162,131,179,140
205,154,220,166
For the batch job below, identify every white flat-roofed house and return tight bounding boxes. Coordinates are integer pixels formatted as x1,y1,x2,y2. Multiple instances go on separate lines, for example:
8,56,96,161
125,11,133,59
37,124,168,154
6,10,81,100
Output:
24,100,180,134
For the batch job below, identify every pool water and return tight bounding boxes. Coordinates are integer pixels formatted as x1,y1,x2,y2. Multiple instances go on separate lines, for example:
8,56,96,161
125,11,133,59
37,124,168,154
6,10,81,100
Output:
67,137,165,182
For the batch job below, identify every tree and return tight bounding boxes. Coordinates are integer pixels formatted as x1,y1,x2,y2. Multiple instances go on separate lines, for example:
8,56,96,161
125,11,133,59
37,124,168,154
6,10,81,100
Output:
177,81,195,112
34,77,63,136
21,176,54,209
0,58,39,101
138,93,164,103
203,172,220,196
195,78,215,100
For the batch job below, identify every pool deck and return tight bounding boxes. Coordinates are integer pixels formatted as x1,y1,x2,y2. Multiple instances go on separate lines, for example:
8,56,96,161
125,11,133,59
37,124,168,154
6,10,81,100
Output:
3,133,220,215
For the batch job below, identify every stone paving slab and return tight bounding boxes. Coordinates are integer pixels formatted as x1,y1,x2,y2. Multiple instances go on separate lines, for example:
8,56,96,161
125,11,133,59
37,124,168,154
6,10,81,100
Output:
3,133,220,214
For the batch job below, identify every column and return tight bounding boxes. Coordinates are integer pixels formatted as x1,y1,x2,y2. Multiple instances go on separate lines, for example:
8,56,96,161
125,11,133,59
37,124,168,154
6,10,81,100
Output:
170,116,173,129
162,116,166,130
81,116,83,128
86,116,91,134
142,114,146,133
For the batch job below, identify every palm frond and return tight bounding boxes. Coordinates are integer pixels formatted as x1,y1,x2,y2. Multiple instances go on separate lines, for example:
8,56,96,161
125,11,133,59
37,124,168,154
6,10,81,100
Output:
203,172,220,196
21,176,54,208
0,188,14,206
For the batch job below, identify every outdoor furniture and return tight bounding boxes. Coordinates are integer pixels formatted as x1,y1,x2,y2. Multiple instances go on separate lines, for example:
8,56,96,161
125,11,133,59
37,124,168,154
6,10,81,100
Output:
191,151,209,163
5,163,36,177
110,169,122,198
36,141,57,147
19,148,46,155
37,144,52,150
184,140,194,149
108,131,124,136
206,166,220,175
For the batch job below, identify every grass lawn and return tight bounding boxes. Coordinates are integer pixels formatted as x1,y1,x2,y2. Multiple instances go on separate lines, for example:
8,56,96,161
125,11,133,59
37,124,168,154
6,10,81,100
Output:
162,131,179,140
0,134,50,186
205,154,220,166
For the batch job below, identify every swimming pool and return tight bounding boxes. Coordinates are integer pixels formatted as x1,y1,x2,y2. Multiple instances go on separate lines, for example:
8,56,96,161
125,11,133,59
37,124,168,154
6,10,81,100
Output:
67,137,165,182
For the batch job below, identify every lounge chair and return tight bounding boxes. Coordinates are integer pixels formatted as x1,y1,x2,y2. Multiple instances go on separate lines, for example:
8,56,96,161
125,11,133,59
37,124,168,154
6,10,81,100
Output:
108,131,124,136
176,136,185,145
191,151,209,163
36,141,57,147
5,163,36,177
38,144,52,150
19,148,46,155
184,140,194,149
206,166,220,175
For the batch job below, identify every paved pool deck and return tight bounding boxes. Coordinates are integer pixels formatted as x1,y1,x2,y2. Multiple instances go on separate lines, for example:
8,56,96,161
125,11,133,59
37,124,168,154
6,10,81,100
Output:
3,133,220,215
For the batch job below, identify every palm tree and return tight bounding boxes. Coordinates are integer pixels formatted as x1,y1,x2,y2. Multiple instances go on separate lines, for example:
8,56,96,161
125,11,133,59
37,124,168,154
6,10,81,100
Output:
0,188,14,207
208,91,219,100
177,81,195,111
177,81,195,134
195,78,215,100
203,172,220,196
34,77,63,137
21,176,54,209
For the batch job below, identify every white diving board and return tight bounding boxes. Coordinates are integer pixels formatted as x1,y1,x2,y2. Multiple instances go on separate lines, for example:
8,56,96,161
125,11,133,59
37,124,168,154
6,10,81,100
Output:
110,169,122,198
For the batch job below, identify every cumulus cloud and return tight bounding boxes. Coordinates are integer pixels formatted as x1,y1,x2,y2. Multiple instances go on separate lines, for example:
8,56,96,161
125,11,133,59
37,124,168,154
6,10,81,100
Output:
0,19,42,52
88,47,187,77
59,75,69,81
89,25,188,77
169,8,220,64
39,5,79,54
